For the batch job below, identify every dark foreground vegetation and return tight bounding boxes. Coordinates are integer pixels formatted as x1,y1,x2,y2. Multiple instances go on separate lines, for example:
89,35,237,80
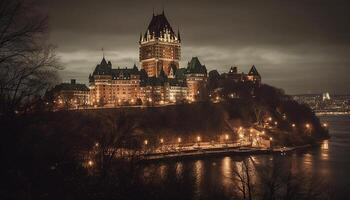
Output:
1,95,330,199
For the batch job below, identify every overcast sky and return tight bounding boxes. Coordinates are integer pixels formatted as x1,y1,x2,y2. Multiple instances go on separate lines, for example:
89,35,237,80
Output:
41,0,350,94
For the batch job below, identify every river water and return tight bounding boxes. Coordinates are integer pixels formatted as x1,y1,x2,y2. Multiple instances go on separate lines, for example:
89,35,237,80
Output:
136,115,350,200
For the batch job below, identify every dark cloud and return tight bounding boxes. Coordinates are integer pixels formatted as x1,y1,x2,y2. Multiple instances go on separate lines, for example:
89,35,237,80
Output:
42,0,350,94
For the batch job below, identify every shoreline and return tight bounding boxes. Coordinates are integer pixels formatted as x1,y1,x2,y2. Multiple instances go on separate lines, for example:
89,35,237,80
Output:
138,144,313,162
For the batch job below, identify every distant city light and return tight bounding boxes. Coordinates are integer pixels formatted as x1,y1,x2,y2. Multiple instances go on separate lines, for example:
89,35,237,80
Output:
305,124,310,128
178,137,181,143
144,140,148,145
88,160,94,167
197,136,201,142
292,123,296,127
225,134,229,140
160,138,164,144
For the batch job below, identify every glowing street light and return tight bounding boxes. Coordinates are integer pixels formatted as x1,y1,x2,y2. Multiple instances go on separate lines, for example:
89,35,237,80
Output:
269,137,273,141
274,121,278,125
144,140,148,145
95,142,99,147
305,123,310,129
268,117,272,121
323,123,328,128
225,134,229,140
88,160,94,167
178,137,182,143
160,138,164,144
261,131,265,135
197,136,201,142
292,123,296,128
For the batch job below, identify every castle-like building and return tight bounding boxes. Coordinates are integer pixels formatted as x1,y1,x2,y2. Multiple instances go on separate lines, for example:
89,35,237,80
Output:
139,11,181,77
48,11,262,109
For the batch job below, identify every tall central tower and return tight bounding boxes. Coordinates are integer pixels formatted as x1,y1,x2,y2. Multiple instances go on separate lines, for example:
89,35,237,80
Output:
139,11,181,77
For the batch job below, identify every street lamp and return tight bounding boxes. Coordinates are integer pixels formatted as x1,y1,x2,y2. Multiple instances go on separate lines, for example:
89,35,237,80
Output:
144,139,148,145
323,123,328,128
88,160,94,167
177,137,181,143
305,123,310,129
292,123,296,128
160,138,164,144
197,136,201,142
225,134,229,140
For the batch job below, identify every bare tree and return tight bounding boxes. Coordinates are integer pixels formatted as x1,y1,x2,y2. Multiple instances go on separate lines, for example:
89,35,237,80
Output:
95,112,143,177
0,0,61,117
232,157,255,200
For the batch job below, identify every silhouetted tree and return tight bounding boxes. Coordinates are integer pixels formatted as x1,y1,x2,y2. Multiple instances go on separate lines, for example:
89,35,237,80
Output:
0,0,61,117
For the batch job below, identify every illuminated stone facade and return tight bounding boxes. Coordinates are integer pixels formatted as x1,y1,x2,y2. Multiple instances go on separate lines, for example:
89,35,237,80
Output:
46,79,89,109
139,11,181,77
89,58,141,106
185,57,208,102
84,11,261,107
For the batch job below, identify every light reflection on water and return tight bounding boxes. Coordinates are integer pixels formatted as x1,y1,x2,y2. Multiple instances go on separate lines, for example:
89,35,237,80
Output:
194,160,203,199
175,162,183,179
136,116,350,199
221,157,232,190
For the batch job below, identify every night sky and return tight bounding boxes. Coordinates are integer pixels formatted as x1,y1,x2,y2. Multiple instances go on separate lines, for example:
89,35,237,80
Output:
41,0,350,94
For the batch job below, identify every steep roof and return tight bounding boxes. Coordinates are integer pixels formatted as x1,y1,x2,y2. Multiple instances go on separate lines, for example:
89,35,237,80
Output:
92,58,139,79
248,65,260,77
92,57,112,75
175,68,186,80
51,82,89,92
186,57,207,74
143,12,177,40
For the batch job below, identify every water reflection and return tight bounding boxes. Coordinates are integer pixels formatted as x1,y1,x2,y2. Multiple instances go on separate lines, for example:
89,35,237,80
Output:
159,164,167,180
321,140,329,161
194,160,203,199
322,140,329,150
175,162,183,179
221,157,232,189
135,116,350,199
302,153,313,173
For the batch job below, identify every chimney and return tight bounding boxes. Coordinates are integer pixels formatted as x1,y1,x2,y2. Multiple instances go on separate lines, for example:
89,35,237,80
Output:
71,79,76,84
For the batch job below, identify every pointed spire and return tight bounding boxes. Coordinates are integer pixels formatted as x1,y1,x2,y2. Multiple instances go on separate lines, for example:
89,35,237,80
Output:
152,7,155,16
101,48,105,59
248,65,260,77
177,28,181,42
